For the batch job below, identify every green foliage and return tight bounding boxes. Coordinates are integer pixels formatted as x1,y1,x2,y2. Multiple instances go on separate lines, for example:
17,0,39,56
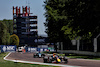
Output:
61,0,100,40
1,19,13,35
44,0,100,41
6,33,10,45
44,0,67,42
0,22,10,45
10,34,19,46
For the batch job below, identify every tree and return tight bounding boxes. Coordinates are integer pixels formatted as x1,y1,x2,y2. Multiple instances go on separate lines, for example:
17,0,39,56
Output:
44,0,100,40
44,0,67,42
44,0,69,52
44,0,100,51
61,0,100,40
10,34,19,46
6,33,10,45
0,21,10,45
2,19,13,35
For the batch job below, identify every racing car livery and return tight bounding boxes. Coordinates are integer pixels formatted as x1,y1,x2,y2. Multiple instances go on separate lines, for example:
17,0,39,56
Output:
43,53,68,63
33,53,45,58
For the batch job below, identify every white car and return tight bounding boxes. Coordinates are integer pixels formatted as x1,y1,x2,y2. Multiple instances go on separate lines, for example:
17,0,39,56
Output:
18,47,24,52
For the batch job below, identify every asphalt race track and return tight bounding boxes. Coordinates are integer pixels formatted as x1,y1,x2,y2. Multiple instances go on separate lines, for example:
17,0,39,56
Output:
6,52,100,67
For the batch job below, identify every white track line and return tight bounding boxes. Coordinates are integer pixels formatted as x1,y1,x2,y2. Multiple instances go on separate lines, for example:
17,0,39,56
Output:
4,52,80,67
4,52,11,60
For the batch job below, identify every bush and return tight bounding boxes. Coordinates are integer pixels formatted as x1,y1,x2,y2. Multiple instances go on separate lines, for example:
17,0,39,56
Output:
10,34,19,46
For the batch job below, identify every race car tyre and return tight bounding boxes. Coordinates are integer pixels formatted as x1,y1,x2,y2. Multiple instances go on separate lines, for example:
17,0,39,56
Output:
44,59,48,63
64,57,68,64
64,60,68,64
49,57,53,63
34,55,36,58
41,54,45,58
44,57,48,63
49,59,52,63
34,55,38,58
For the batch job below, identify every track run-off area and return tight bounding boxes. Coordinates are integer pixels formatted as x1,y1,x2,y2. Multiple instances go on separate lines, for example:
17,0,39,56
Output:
4,52,100,67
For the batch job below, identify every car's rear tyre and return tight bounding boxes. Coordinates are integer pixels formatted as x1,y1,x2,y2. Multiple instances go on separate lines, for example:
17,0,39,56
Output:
64,60,68,64
34,55,38,58
49,57,52,63
34,55,36,58
41,54,45,58
44,59,48,63
64,57,68,64
44,57,48,63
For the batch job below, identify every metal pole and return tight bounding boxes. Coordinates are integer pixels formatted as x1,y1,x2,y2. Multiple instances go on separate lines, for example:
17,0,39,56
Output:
77,39,80,51
94,38,97,52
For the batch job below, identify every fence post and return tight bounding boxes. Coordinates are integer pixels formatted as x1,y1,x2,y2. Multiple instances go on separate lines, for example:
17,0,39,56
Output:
94,38,97,52
77,39,80,51
61,42,63,50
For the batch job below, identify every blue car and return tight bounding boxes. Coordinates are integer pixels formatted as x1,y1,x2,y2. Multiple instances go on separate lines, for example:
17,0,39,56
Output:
33,53,45,58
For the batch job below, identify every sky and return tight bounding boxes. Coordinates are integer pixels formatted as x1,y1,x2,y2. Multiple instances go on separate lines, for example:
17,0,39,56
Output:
0,0,47,36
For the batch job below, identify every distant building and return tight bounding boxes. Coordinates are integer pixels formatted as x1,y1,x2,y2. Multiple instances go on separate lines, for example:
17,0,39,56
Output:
13,6,38,46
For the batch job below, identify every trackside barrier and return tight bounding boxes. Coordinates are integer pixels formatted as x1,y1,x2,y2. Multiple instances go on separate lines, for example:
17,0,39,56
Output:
0,45,16,53
25,47,54,52
0,45,54,53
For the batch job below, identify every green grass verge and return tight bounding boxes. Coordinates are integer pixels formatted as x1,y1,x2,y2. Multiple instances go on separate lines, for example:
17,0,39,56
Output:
0,52,59,67
66,54,100,60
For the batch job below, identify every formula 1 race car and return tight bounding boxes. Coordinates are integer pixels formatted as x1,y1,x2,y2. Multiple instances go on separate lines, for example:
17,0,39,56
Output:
33,53,45,58
43,53,68,63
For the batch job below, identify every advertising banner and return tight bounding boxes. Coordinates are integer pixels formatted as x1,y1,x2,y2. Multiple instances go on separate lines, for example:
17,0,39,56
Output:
26,47,54,52
0,45,16,52
28,47,37,52
0,45,54,53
